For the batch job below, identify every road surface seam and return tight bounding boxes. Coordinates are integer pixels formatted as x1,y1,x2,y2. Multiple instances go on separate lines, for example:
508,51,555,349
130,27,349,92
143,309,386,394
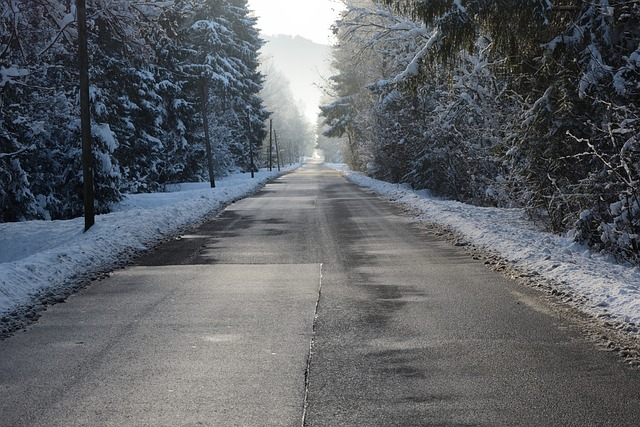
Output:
301,263,323,427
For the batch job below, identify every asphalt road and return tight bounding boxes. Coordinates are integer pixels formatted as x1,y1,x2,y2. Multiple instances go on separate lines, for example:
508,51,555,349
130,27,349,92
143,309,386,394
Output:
1,162,640,426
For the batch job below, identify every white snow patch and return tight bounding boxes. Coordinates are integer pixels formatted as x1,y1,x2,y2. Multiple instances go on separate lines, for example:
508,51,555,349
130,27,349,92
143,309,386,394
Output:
0,167,297,315
0,66,30,87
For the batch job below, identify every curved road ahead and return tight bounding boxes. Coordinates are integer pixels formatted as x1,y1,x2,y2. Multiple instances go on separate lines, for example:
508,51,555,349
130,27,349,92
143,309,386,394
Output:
1,162,639,426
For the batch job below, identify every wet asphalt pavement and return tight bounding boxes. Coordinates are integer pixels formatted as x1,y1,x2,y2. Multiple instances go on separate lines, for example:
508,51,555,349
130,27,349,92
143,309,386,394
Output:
1,162,640,426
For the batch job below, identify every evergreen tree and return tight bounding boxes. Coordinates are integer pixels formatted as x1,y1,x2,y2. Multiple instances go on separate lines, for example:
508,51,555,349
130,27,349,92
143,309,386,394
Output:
0,1,84,220
224,0,268,171
1,0,267,221
154,1,208,184
167,0,267,177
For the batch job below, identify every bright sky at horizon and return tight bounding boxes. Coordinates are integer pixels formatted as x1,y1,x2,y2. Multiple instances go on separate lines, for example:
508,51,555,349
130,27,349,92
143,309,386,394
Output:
247,0,345,45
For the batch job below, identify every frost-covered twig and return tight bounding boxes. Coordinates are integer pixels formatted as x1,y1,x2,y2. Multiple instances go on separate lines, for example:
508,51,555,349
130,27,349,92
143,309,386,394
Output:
0,145,34,159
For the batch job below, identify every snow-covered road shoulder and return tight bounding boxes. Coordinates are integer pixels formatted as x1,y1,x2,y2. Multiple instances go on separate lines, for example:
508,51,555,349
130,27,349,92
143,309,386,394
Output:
328,163,640,330
0,168,296,323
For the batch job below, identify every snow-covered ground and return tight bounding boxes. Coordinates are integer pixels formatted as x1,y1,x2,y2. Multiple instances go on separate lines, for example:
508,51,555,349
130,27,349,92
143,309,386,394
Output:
2,162,640,338
0,167,295,321
326,163,640,332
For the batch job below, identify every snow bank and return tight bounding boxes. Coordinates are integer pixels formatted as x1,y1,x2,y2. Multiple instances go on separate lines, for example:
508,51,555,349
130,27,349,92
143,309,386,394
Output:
0,168,294,315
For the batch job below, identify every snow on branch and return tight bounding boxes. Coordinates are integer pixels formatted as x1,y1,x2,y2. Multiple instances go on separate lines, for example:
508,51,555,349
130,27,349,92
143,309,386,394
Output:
339,5,432,52
129,1,175,19
521,86,553,127
0,145,34,159
453,0,466,14
0,66,30,87
392,28,441,83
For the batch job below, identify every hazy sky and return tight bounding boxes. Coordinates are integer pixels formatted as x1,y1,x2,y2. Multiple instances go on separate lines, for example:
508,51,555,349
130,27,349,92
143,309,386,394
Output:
247,0,345,46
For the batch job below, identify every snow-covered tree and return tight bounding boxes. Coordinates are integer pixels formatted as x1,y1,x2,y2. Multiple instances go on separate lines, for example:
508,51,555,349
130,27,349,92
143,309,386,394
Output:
1,1,73,220
1,0,268,221
322,0,640,264
171,0,267,177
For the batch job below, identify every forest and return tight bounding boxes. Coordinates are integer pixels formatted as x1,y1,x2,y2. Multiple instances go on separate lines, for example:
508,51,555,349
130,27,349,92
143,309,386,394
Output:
319,0,640,266
0,0,314,224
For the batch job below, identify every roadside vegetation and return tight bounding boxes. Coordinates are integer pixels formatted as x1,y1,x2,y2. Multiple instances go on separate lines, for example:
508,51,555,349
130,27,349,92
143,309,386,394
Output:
320,0,640,266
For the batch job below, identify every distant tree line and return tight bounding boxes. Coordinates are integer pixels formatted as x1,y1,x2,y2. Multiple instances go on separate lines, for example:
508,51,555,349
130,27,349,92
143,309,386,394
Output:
259,60,316,165
322,0,640,265
0,0,268,222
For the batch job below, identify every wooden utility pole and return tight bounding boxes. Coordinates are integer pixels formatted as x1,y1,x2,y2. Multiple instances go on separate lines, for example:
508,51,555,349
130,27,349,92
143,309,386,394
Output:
274,129,281,171
77,0,94,232
200,78,215,188
246,112,254,178
269,119,273,171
